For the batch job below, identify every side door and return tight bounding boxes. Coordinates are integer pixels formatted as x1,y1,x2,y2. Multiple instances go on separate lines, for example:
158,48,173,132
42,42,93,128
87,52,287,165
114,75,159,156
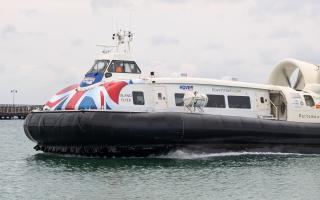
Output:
255,91,270,114
154,85,168,110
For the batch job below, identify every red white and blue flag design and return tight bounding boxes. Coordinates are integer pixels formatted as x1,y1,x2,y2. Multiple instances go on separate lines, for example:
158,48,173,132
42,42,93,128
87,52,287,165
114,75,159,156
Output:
45,80,132,111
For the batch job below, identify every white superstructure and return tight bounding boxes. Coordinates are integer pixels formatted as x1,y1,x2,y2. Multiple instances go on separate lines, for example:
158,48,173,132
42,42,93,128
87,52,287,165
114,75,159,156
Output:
44,30,320,124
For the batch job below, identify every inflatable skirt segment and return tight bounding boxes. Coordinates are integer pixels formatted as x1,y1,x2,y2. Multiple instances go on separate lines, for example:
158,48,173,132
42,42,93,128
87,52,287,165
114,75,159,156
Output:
24,111,320,156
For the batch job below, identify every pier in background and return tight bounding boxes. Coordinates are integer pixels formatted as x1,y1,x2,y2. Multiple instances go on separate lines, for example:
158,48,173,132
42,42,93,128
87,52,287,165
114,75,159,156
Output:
0,104,42,119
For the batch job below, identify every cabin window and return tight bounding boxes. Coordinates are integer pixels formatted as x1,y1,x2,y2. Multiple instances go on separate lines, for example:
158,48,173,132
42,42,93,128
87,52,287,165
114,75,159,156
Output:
304,95,315,107
133,91,145,105
175,93,184,106
108,60,141,74
206,95,226,108
228,96,251,109
87,60,109,74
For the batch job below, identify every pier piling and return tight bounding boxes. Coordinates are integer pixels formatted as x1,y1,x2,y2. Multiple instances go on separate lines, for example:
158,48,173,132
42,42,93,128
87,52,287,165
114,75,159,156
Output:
0,104,42,119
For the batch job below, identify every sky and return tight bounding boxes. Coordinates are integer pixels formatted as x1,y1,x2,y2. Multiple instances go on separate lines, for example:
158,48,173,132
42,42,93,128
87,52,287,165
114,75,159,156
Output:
0,0,320,104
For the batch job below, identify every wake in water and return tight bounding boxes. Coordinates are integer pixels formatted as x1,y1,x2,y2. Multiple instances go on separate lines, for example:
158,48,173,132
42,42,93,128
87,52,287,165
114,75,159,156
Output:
35,148,319,160
39,150,310,159
155,149,306,160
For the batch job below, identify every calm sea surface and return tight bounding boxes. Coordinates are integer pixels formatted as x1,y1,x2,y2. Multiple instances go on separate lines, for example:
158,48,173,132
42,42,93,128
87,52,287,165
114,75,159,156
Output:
1,120,320,200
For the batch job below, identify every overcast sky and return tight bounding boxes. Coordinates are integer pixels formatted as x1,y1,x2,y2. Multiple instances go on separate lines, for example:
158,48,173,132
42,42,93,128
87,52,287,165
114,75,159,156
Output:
1,0,320,104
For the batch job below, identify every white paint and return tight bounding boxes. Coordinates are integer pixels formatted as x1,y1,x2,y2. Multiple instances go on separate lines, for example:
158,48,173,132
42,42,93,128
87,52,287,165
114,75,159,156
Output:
46,30,320,124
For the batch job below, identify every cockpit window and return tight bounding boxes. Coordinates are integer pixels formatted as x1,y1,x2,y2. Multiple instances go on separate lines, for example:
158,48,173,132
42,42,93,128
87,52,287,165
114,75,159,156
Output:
108,60,141,74
87,60,109,74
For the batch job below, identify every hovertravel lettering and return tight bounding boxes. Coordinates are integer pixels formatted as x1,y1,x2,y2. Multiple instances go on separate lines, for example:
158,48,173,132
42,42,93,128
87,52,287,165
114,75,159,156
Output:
212,88,241,93
299,114,320,119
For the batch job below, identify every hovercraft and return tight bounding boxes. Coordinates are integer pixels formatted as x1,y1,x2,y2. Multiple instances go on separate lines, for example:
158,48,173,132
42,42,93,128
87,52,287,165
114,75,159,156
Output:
24,30,320,156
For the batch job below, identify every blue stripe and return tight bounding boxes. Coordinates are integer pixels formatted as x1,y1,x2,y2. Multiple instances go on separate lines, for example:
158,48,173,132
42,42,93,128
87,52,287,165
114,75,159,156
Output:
78,96,97,110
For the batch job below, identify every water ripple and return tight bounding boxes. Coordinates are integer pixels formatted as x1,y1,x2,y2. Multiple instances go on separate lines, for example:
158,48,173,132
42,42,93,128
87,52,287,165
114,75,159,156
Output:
1,120,320,200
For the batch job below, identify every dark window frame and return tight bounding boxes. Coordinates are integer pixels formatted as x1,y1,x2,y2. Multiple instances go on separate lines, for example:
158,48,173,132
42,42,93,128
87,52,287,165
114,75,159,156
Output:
86,60,109,74
206,95,226,108
132,91,145,105
228,95,251,109
304,95,315,107
174,93,185,106
107,60,142,74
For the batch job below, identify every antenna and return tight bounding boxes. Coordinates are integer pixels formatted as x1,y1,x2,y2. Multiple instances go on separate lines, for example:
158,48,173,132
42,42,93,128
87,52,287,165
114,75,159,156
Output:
115,19,118,32
129,11,133,31
97,30,134,54
96,44,117,54
111,16,114,34
111,30,133,53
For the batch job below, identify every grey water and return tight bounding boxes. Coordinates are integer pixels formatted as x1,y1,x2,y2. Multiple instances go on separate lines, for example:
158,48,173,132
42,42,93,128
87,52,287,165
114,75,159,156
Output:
1,120,320,200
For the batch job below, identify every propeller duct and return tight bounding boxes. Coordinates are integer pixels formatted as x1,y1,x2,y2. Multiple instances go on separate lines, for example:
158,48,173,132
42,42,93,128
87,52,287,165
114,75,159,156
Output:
269,59,320,92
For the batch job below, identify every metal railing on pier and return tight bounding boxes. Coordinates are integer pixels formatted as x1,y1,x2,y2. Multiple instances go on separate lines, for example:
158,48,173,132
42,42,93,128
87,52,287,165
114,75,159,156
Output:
0,104,43,119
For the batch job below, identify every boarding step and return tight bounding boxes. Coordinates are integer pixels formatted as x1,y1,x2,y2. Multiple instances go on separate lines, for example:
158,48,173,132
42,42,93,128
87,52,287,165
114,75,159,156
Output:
257,115,277,120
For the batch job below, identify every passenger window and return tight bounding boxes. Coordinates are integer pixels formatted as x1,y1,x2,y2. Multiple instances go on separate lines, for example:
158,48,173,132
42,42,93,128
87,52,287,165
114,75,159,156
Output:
206,95,225,108
228,96,251,109
175,93,184,106
260,97,264,103
304,95,315,107
133,91,145,105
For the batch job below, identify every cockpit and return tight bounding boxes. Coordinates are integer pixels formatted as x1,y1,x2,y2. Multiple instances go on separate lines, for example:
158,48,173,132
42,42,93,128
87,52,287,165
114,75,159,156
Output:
85,60,141,75
108,60,141,74
87,60,110,74
80,59,142,87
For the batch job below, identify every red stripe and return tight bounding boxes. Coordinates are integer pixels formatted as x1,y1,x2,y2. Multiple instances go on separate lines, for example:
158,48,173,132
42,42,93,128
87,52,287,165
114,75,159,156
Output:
56,83,79,95
65,91,85,110
103,81,128,104
100,91,104,109
103,82,116,88
46,96,65,108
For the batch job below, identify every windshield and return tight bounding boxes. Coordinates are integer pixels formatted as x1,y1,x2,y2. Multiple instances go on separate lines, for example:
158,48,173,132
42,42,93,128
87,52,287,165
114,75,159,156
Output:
87,60,109,74
108,60,141,74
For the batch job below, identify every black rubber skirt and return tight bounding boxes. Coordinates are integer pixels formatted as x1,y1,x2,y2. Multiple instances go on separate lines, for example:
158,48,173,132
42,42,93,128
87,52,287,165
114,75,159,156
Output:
24,111,320,156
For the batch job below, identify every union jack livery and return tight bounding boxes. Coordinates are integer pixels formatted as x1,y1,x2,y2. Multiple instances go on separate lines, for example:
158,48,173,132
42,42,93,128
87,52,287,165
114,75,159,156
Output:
45,80,136,111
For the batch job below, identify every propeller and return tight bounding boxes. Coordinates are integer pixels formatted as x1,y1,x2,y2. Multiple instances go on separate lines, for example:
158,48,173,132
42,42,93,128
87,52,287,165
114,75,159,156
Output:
293,70,303,90
269,59,318,92
281,67,304,90
282,68,291,88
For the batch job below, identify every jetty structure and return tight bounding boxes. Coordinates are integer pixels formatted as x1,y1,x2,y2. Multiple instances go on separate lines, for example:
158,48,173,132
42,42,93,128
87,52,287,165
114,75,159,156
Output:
0,104,42,119
24,30,320,156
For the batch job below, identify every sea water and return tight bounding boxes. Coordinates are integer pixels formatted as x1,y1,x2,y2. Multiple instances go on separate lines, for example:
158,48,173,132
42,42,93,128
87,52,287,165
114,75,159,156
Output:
1,120,320,200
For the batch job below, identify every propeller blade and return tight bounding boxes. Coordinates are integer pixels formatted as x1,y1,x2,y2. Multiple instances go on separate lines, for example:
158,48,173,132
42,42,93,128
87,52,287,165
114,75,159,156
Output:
293,70,303,90
282,68,291,87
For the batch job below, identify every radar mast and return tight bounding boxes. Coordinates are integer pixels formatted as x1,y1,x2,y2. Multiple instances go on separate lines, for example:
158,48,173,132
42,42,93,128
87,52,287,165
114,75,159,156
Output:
97,30,134,55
